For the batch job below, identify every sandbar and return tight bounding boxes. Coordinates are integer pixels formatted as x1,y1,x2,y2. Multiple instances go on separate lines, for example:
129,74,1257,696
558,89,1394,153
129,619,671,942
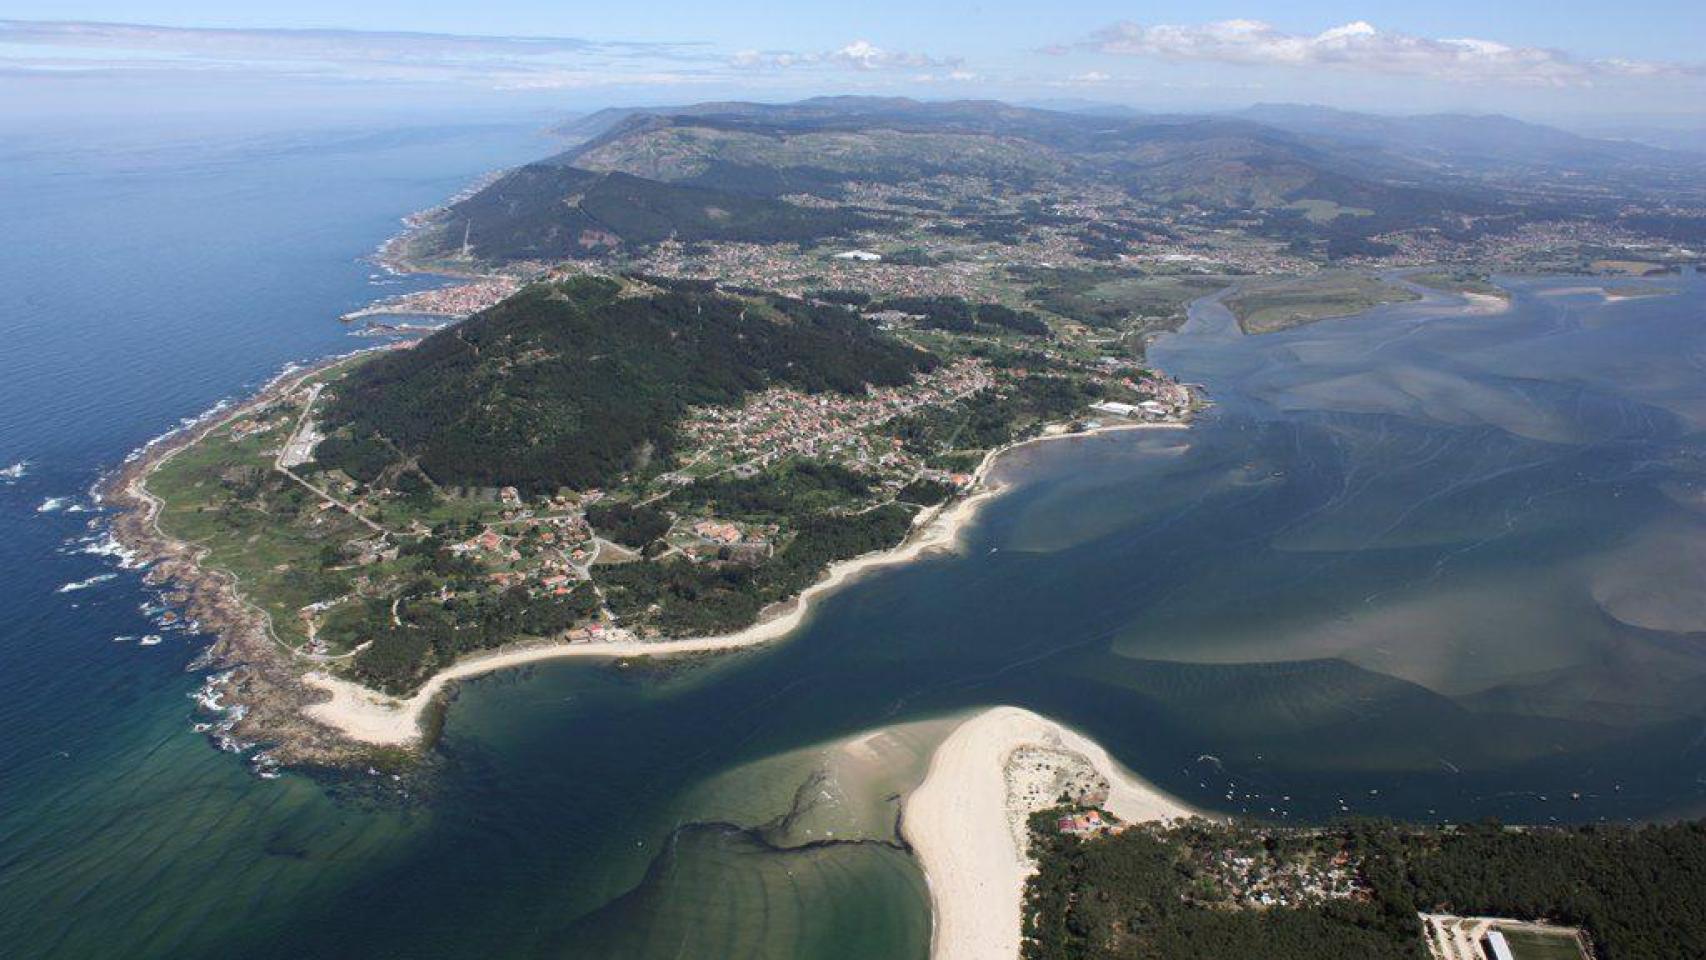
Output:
901,706,1195,960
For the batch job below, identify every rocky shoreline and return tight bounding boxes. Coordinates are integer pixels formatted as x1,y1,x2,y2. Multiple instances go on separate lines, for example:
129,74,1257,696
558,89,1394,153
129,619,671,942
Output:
99,355,398,767
100,362,1189,769
95,215,1202,770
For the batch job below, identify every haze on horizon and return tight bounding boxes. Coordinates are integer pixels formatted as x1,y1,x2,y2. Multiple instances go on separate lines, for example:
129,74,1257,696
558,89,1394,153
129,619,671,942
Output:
3,1,1705,140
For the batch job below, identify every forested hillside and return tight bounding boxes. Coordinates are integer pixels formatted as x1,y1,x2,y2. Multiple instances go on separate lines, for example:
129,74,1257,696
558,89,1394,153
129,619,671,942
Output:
406,164,876,263
320,275,936,493
1024,815,1706,960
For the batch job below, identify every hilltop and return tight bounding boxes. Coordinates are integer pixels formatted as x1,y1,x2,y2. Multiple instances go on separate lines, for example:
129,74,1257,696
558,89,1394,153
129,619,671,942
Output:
322,274,934,494
128,268,1192,717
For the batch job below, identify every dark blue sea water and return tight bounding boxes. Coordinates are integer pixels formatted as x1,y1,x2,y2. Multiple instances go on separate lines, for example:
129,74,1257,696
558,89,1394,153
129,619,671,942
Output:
0,118,555,956
4,119,1706,959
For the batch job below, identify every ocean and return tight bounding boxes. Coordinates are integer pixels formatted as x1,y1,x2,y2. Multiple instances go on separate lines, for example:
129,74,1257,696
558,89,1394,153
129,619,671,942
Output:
3,119,1706,958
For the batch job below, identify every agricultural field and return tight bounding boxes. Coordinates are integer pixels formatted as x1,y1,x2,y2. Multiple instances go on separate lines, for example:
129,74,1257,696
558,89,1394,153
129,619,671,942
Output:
1285,198,1375,223
1501,927,1589,960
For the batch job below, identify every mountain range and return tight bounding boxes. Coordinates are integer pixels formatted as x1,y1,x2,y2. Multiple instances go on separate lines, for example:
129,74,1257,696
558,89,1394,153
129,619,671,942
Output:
401,97,1706,267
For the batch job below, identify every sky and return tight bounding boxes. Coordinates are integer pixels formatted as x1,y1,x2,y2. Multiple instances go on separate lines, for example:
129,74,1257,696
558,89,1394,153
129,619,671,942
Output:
3,2,1704,128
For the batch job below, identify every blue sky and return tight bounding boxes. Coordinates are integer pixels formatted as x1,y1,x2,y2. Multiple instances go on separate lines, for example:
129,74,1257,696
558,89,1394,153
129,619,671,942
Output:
4,2,1703,124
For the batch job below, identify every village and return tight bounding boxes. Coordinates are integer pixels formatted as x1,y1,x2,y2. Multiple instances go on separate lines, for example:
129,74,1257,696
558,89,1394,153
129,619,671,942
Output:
201,324,1196,665
672,358,994,484
338,276,521,322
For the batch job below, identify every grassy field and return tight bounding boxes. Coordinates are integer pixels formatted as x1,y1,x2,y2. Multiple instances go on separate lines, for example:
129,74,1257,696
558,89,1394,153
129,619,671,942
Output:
1016,267,1232,355
146,365,484,655
1083,274,1232,313
1501,928,1588,960
148,413,365,650
1409,269,1508,299
1285,198,1374,224
1590,259,1672,277
1225,271,1421,334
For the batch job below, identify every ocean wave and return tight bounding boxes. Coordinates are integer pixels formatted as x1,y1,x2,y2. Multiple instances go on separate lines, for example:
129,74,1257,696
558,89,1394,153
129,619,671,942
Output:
139,634,164,646
58,573,117,593
0,460,25,481
80,534,142,568
37,496,67,513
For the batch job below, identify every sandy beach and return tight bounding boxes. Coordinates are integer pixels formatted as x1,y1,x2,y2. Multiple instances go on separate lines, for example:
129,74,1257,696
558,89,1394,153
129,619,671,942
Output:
1462,291,1513,315
302,457,999,746
902,706,1195,960
301,420,1190,749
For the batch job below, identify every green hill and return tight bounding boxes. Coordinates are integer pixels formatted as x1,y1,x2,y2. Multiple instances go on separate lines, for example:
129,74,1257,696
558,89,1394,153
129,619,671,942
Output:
402,165,878,265
318,275,936,494
555,100,1491,219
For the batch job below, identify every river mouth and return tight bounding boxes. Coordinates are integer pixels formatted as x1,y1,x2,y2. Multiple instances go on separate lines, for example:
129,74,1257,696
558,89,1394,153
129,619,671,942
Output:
367,269,1706,956
9,249,1706,956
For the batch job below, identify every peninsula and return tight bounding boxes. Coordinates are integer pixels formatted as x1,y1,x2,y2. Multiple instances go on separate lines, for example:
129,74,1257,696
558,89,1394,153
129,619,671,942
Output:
899,708,1706,960
103,95,1703,768
903,707,1195,960
107,270,1197,765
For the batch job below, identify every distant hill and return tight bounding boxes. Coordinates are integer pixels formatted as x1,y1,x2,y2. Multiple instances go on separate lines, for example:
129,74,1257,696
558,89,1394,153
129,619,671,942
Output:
563,112,1069,195
319,276,936,494
1237,103,1703,196
414,97,1706,269
546,97,1495,232
400,164,879,264
1016,99,1149,118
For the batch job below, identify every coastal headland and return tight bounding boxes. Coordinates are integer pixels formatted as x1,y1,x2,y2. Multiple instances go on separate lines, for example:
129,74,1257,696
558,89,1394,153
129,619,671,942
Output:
99,348,411,764
105,343,1191,764
97,252,1519,770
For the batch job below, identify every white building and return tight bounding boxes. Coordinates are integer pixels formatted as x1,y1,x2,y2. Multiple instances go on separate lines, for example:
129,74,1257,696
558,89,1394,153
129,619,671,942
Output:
1484,930,1516,960
1089,401,1142,418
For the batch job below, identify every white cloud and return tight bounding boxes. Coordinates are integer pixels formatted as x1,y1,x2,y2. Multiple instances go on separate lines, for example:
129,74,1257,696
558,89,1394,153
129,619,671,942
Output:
1073,19,1703,86
0,20,968,91
731,39,960,72
0,18,722,89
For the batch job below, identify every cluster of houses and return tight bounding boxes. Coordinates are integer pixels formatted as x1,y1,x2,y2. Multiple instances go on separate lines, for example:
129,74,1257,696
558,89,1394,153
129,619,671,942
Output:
678,358,992,476
1192,842,1366,910
1057,809,1112,835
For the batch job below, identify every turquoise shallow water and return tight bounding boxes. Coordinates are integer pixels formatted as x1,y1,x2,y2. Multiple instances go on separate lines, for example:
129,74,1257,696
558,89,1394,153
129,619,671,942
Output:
4,119,1706,958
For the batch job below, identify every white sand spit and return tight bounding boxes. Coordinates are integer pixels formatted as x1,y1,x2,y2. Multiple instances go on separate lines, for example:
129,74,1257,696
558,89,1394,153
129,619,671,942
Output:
902,706,1195,960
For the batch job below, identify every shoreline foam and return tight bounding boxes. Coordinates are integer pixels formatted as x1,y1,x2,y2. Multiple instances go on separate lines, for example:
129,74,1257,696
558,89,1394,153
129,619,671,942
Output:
901,706,1196,960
